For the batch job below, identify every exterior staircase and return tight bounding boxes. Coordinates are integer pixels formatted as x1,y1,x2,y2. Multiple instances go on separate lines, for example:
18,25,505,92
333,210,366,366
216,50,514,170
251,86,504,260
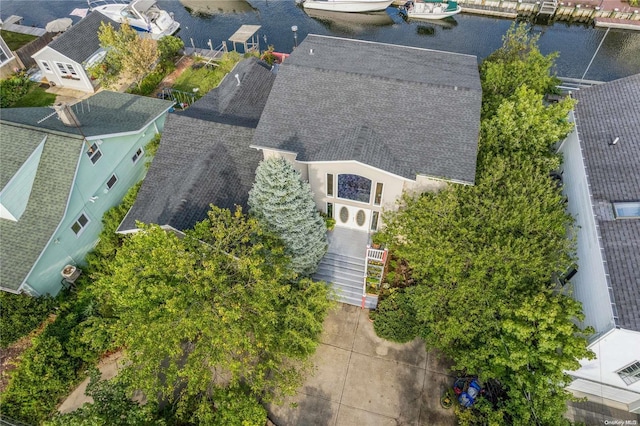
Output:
313,252,378,309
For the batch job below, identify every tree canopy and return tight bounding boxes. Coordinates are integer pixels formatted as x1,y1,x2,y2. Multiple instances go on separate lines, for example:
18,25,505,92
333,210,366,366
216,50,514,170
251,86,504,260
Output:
90,22,158,89
375,23,593,425
84,207,332,424
248,157,328,276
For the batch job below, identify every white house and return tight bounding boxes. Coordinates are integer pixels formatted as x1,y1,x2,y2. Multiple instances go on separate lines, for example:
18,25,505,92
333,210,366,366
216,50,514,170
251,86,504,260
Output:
31,12,118,93
250,35,482,306
558,73,640,413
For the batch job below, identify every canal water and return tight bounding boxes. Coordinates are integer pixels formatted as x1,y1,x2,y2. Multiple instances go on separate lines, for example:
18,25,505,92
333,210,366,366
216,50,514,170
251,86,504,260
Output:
2,0,639,81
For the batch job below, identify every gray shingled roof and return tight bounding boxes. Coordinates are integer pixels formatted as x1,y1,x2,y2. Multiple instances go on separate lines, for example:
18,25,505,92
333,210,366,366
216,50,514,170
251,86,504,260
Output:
118,58,276,232
574,73,640,332
251,34,482,183
46,11,119,63
179,57,275,128
0,125,83,292
0,91,173,137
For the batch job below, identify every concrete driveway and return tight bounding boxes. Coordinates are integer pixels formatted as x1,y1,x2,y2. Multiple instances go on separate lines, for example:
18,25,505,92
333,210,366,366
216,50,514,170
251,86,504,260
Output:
268,304,458,426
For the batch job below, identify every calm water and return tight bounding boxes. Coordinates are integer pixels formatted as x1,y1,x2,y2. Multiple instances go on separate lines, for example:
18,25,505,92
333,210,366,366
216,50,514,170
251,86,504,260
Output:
2,0,639,80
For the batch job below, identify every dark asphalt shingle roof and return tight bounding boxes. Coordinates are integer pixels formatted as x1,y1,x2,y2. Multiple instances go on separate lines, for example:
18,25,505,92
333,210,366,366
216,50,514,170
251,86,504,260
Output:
179,57,276,128
46,11,120,63
0,91,173,137
118,58,276,232
251,34,482,183
0,125,83,292
574,73,640,332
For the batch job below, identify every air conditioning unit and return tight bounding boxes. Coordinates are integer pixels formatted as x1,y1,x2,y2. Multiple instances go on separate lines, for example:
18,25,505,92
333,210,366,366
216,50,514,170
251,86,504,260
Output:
61,264,81,284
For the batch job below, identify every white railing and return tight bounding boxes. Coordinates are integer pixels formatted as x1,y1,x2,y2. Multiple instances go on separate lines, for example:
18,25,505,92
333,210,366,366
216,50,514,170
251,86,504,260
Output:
362,246,388,306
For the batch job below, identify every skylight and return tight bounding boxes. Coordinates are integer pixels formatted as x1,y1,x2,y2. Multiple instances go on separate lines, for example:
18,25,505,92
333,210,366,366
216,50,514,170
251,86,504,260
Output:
613,202,640,219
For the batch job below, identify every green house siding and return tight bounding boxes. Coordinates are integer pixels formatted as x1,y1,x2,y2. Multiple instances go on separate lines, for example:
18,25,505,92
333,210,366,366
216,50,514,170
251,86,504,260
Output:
24,116,167,296
0,128,83,293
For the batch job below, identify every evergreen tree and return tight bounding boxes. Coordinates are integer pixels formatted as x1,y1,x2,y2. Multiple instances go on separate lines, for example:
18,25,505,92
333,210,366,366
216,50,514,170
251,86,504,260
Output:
248,157,328,275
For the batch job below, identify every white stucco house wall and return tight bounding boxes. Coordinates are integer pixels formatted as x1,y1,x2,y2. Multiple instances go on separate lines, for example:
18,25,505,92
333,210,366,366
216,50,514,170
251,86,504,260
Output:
558,73,640,413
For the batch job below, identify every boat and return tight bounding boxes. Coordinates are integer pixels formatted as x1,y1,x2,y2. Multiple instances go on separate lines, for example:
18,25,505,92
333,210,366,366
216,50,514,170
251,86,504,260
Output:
400,0,462,19
305,9,393,33
88,0,180,38
301,0,394,13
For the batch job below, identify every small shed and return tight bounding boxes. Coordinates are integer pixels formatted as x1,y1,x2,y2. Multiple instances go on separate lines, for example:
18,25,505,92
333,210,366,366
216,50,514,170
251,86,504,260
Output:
228,25,261,53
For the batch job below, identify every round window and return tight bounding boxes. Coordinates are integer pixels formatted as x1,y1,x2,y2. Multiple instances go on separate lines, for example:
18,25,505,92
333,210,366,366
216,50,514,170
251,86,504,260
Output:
339,206,349,223
356,210,366,226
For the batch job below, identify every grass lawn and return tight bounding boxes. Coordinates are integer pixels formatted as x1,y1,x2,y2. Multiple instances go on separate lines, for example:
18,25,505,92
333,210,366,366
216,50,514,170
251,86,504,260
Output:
1,30,37,51
172,52,243,96
12,83,56,107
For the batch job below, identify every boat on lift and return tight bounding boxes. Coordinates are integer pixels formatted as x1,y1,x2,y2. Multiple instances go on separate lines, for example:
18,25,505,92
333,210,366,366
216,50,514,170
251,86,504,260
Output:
88,0,180,38
301,0,395,13
400,0,462,19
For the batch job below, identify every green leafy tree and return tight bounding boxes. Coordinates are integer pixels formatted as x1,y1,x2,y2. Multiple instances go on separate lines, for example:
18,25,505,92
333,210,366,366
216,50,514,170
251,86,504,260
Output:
157,35,184,61
248,157,328,276
480,23,560,118
89,22,158,89
86,207,332,423
0,292,55,347
374,24,593,425
44,370,160,426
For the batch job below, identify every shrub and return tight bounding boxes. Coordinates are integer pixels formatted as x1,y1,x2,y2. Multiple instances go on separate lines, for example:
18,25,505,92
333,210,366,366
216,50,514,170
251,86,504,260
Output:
158,35,184,61
0,292,56,347
126,61,175,96
0,301,94,424
372,288,421,343
0,71,32,108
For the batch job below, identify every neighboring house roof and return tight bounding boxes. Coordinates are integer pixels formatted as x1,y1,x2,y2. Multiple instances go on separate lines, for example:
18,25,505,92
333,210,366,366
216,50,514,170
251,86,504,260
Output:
0,125,83,292
179,58,274,128
573,73,640,332
44,11,119,63
0,91,172,293
251,34,482,183
0,91,173,138
118,58,275,233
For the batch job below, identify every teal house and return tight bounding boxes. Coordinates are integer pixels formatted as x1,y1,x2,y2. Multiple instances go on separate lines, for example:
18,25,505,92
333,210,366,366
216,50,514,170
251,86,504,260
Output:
0,91,173,296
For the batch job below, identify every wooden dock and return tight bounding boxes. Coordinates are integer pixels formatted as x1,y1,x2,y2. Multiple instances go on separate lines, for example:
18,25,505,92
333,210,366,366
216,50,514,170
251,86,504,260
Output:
0,15,47,36
184,47,225,60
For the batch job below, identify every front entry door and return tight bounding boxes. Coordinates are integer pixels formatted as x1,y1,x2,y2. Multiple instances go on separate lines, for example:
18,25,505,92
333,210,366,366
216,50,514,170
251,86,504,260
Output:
335,203,370,231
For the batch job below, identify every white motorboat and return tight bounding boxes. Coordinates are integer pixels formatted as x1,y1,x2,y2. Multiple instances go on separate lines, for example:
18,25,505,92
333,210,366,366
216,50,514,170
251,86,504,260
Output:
400,0,462,19
88,0,180,38
302,0,394,13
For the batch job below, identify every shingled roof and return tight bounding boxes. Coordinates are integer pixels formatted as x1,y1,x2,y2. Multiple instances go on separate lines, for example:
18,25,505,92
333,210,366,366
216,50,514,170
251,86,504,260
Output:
118,58,275,233
0,91,173,137
251,34,482,183
0,125,83,292
46,11,119,63
573,73,640,332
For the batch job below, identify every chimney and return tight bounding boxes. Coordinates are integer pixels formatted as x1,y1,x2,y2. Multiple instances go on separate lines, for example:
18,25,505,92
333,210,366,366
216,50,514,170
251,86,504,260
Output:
53,103,80,127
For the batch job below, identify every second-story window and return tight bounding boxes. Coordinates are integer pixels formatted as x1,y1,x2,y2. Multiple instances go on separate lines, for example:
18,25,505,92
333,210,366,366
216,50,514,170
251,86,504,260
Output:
86,142,102,164
132,147,144,164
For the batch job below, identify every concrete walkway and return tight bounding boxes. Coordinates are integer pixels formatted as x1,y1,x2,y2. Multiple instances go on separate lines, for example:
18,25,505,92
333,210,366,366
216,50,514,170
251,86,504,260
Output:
58,351,124,414
268,304,457,426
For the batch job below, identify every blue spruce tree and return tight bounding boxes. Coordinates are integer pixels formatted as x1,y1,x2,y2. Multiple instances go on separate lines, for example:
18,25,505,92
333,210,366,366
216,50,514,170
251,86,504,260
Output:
248,157,328,275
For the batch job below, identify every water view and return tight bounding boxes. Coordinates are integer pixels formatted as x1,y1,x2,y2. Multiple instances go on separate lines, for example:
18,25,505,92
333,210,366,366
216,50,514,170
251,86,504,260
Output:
2,0,639,80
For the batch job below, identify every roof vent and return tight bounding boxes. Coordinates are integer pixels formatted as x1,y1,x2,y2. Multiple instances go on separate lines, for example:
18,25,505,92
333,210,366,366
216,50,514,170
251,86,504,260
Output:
309,48,314,55
53,102,80,127
235,73,240,86
609,137,619,145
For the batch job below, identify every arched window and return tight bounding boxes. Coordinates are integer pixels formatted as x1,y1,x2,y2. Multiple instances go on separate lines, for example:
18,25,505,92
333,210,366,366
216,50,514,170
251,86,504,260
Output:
337,174,371,203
